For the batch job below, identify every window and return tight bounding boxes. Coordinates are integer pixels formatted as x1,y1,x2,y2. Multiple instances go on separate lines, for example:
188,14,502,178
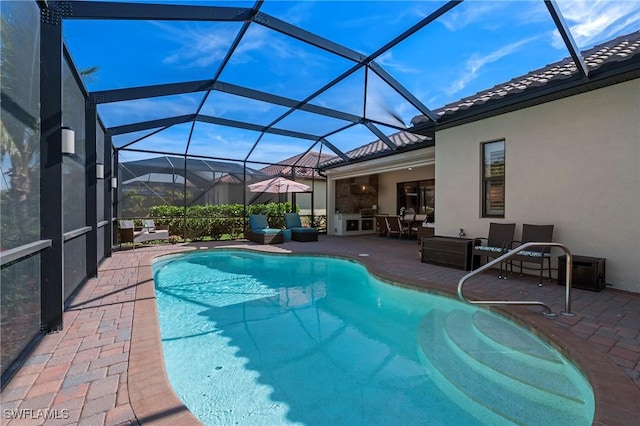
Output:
397,179,435,221
482,141,505,217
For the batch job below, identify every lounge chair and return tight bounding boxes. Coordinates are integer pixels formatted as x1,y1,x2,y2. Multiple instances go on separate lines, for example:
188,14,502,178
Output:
385,215,409,239
509,224,554,285
246,214,284,244
284,213,318,242
118,219,169,249
471,222,516,278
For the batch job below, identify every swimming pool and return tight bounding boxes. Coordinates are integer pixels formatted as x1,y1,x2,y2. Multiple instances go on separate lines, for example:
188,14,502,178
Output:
153,250,594,426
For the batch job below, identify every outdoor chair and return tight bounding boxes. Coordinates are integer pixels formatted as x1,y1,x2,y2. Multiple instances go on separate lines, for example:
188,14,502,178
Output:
118,219,169,249
385,215,410,239
375,215,388,237
284,213,318,242
471,222,516,278
246,214,284,244
402,208,416,222
118,220,136,249
509,224,554,285
410,214,428,239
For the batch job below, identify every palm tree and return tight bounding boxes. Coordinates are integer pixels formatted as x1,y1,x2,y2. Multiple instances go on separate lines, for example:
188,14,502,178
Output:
1,5,99,246
0,5,41,246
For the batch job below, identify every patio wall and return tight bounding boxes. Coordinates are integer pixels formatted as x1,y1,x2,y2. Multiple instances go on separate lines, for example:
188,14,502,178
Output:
377,165,435,215
325,147,436,232
435,79,640,293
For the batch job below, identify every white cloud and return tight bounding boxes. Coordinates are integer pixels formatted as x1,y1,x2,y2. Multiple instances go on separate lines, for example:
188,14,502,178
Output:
438,1,510,32
376,51,421,75
552,0,640,49
150,21,238,69
446,36,538,95
99,95,200,126
277,1,315,27
151,18,331,71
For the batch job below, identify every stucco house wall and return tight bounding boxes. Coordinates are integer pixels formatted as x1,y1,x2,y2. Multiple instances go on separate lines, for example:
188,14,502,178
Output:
435,79,640,292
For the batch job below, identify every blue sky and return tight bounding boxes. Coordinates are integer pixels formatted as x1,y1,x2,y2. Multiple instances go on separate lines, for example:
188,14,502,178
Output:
63,0,640,165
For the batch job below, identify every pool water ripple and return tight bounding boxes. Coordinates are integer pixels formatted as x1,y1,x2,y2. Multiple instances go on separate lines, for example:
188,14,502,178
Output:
153,250,594,426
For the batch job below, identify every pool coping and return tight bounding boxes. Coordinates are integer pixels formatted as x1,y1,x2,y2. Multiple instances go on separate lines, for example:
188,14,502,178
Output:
130,246,640,425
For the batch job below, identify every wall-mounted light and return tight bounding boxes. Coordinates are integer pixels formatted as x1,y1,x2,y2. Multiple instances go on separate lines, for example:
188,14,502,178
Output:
96,163,104,179
61,126,75,155
111,177,118,189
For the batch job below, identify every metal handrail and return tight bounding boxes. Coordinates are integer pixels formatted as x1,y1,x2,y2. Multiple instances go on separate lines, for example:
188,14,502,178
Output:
458,242,574,317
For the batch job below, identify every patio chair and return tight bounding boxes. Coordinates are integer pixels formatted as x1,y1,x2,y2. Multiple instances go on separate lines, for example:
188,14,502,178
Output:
385,215,410,239
246,214,284,244
410,214,428,239
403,208,416,222
471,222,516,278
375,215,388,237
509,224,554,285
119,219,169,249
118,220,136,249
284,213,318,242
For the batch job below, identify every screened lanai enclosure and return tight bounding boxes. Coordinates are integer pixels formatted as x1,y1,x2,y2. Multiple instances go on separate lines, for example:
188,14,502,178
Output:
1,0,614,387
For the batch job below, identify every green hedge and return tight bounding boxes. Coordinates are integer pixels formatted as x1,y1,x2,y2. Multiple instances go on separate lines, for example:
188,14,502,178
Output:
147,203,299,241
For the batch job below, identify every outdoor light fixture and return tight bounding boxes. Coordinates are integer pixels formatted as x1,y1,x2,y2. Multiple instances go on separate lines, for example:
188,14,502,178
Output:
111,177,118,189
96,163,104,179
61,126,75,155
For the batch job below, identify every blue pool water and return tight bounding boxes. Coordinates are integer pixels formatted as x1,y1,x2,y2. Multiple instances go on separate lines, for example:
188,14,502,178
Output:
153,250,594,426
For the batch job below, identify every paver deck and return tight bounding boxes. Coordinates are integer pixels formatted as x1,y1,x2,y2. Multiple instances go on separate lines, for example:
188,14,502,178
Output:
2,236,639,425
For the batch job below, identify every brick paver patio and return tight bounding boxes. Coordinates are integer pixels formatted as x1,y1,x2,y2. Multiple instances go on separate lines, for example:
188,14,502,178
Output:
1,236,639,425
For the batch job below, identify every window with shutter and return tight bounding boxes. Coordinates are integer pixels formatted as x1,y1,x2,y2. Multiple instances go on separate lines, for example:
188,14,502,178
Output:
482,140,505,218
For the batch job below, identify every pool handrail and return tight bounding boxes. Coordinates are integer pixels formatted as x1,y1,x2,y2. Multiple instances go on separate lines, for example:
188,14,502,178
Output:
458,242,574,317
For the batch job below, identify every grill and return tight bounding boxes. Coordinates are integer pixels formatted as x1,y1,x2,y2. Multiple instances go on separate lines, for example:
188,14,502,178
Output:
360,208,375,218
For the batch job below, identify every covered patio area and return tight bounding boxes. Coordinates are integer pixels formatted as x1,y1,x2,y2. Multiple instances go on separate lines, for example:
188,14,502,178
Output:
1,236,638,425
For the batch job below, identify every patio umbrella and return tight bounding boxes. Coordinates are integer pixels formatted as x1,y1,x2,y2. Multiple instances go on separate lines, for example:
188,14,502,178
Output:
248,176,310,194
248,177,310,215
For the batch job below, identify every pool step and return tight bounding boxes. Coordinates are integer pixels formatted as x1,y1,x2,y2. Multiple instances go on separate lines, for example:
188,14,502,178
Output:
417,309,592,425
447,310,583,403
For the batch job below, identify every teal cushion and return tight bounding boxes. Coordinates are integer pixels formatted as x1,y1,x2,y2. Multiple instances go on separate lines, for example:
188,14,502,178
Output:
254,228,282,235
290,227,316,234
249,214,269,230
284,213,302,228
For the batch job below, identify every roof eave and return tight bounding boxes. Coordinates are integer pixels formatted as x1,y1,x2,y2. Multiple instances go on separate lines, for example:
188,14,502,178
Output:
320,137,435,171
410,59,640,135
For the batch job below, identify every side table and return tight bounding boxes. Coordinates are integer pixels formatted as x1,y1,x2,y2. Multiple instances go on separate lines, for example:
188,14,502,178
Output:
421,236,479,271
558,255,605,291
416,226,435,244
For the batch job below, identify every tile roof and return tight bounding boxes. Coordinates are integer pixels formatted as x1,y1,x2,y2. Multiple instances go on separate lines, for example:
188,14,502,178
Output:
412,30,640,127
320,130,432,168
260,151,336,177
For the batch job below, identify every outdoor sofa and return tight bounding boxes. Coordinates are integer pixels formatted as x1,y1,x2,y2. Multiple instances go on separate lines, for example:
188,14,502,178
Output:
284,213,318,242
247,214,284,244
